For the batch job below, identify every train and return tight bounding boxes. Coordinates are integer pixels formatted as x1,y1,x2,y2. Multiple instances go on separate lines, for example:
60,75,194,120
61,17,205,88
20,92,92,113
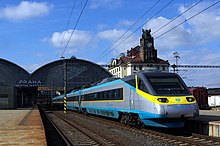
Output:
52,71,199,128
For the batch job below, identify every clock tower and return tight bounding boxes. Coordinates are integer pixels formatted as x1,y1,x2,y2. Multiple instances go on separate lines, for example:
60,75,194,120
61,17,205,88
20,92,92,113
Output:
140,29,157,62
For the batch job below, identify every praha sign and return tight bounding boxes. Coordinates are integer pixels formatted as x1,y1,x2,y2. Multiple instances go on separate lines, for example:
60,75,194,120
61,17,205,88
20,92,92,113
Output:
17,80,42,87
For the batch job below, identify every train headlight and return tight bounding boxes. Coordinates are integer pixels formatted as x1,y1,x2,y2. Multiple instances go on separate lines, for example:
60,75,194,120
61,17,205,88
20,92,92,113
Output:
157,98,168,103
186,97,195,102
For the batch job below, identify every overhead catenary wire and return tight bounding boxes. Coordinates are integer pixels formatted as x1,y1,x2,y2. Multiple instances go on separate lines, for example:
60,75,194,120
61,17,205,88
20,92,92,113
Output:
99,1,220,69
56,0,77,59
98,0,219,63
129,0,203,50
61,0,89,57
95,0,161,62
152,0,203,35
96,0,174,62
155,0,220,39
123,0,204,53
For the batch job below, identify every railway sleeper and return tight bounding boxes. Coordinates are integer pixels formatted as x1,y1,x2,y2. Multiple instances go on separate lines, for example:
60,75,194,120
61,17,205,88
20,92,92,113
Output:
119,112,144,128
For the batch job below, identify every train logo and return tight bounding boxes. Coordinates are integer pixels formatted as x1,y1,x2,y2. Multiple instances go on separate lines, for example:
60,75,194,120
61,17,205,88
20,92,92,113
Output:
175,98,181,102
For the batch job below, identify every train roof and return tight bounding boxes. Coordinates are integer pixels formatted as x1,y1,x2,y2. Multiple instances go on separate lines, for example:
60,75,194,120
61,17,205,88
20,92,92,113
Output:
140,72,178,77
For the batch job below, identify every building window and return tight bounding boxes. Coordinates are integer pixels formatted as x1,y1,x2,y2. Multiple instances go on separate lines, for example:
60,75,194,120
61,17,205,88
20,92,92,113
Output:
134,65,136,70
139,65,142,70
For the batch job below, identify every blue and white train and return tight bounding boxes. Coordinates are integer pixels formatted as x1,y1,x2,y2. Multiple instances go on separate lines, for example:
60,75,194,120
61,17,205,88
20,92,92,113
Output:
52,71,199,128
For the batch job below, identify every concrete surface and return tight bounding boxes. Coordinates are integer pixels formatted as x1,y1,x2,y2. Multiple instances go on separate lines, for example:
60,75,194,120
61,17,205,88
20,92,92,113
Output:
0,107,47,145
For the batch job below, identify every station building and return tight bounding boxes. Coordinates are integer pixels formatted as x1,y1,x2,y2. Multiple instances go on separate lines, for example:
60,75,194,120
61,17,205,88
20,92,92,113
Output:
0,58,112,109
108,29,169,78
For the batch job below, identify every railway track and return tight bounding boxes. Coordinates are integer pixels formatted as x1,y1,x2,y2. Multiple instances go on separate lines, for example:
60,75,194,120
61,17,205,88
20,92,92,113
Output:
66,110,220,146
43,109,115,146
40,106,220,146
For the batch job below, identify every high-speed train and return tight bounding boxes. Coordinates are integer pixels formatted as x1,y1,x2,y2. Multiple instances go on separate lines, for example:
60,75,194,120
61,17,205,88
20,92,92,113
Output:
52,71,199,128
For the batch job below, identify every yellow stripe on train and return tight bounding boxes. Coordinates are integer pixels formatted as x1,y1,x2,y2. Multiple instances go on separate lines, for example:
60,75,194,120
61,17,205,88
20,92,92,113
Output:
136,88,196,105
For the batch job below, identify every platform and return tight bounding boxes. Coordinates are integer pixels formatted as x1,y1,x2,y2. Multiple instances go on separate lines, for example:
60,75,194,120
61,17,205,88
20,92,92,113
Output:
0,106,47,145
185,108,220,137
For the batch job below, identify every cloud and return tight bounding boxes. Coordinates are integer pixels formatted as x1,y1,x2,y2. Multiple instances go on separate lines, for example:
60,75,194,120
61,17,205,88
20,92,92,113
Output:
97,24,108,30
45,29,93,55
97,29,139,55
144,16,192,49
179,2,220,43
50,30,92,48
143,2,220,51
118,20,135,26
90,0,122,9
0,1,52,21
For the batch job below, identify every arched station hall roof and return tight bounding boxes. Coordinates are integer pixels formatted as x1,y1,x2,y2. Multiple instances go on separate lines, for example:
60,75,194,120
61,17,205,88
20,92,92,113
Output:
30,58,112,91
0,58,30,86
0,58,112,90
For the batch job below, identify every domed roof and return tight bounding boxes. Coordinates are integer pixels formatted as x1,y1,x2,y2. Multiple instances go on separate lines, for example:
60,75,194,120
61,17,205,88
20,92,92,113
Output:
0,58,30,86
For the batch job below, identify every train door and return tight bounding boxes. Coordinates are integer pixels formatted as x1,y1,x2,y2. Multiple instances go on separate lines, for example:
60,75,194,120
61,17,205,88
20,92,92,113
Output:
78,90,82,112
129,88,135,110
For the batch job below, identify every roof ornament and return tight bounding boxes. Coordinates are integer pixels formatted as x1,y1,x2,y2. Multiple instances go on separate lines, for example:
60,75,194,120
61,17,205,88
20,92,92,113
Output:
142,29,152,40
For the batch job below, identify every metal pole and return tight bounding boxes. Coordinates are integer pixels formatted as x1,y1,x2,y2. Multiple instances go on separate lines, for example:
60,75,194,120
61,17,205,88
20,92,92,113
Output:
61,56,67,114
173,52,180,74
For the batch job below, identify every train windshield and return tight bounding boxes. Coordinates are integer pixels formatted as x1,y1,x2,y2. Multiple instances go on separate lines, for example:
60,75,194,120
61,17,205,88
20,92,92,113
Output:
148,77,189,95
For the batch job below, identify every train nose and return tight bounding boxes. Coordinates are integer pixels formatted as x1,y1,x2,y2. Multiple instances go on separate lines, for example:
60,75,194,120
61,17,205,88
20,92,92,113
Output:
154,104,166,115
161,104,199,118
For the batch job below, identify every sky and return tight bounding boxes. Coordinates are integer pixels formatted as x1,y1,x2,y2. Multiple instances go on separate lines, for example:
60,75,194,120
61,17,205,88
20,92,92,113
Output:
0,0,220,88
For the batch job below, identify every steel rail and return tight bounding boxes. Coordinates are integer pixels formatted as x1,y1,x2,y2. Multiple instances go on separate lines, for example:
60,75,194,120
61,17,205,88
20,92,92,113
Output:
39,108,72,146
53,111,115,146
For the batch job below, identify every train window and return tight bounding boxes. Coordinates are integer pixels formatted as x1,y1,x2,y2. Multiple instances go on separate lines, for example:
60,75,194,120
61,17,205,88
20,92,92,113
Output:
94,93,97,100
115,88,123,100
138,79,148,93
100,92,104,99
68,97,72,101
104,92,107,99
148,77,189,95
80,88,123,101
90,94,94,100
97,92,101,100
90,93,94,100
87,94,91,101
119,88,123,100
109,90,115,99
113,90,117,99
